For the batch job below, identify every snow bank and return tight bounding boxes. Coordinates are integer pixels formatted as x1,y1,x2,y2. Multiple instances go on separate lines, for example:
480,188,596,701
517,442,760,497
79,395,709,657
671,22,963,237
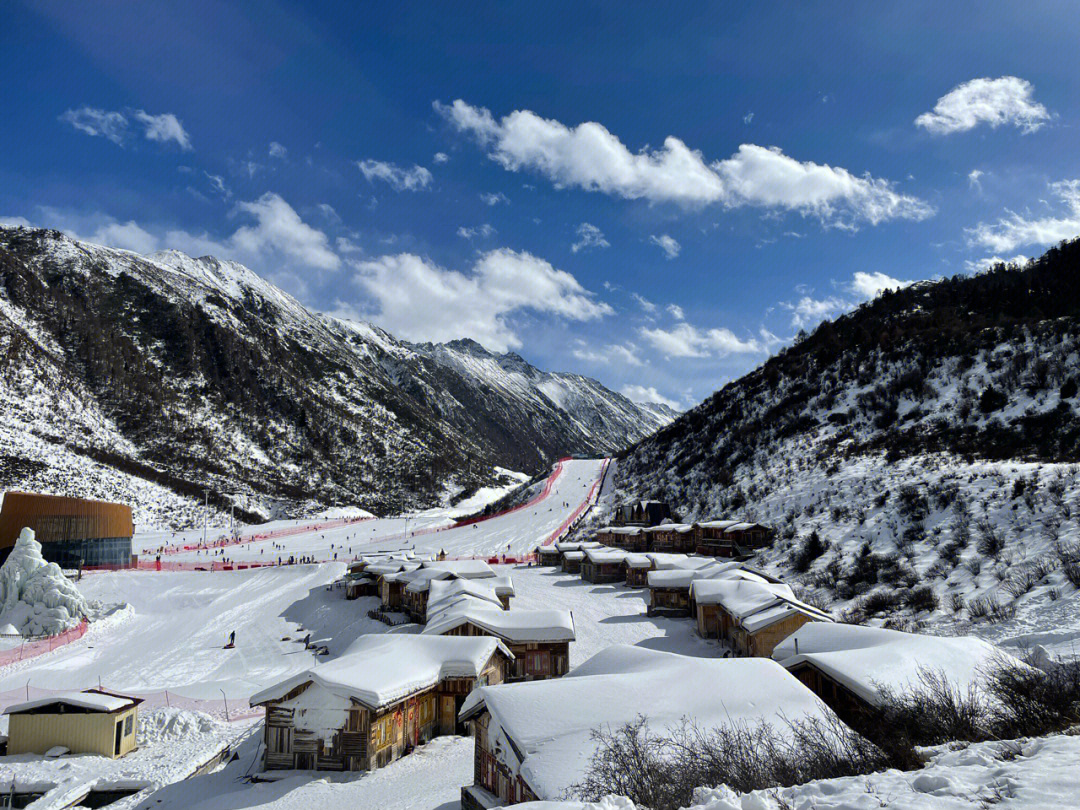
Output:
0,528,88,636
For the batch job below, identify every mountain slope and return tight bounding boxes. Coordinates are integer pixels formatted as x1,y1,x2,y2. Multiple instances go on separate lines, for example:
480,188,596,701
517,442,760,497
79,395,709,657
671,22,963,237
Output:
616,240,1080,640
0,226,670,525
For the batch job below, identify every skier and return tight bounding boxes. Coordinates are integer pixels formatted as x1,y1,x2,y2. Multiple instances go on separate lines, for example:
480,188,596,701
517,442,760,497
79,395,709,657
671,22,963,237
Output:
225,630,236,649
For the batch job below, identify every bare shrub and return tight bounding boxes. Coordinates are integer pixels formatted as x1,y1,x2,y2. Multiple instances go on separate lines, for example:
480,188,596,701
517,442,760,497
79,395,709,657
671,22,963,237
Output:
986,655,1080,739
905,584,938,613
977,521,1006,558
1003,568,1037,599
570,714,889,810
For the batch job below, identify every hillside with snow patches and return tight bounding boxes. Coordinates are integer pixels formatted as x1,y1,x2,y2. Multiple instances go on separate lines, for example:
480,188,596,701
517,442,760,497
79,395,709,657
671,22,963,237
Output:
616,240,1080,650
0,226,672,527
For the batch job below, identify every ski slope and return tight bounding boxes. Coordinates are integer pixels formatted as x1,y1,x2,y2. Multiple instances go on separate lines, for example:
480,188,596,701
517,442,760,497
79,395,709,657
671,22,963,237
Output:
138,458,608,563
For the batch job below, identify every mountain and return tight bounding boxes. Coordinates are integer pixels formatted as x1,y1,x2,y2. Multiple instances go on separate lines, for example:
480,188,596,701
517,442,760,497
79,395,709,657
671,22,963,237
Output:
0,226,672,526
615,240,1080,634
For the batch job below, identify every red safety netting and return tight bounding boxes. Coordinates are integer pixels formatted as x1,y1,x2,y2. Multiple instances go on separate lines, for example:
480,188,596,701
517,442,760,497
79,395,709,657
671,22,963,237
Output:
0,684,262,723
0,620,88,668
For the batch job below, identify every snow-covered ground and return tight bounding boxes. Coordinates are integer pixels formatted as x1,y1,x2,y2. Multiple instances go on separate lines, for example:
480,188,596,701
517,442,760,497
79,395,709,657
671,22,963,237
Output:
137,458,606,563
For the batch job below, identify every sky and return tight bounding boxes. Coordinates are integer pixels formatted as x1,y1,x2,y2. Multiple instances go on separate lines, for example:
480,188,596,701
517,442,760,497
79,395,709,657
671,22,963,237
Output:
2,1,1079,411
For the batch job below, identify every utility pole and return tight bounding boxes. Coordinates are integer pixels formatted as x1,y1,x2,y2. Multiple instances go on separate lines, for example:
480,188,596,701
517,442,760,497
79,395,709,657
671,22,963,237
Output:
203,488,209,547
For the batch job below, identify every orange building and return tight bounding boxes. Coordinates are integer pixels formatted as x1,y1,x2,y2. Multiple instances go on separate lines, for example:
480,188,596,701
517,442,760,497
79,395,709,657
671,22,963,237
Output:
0,492,134,568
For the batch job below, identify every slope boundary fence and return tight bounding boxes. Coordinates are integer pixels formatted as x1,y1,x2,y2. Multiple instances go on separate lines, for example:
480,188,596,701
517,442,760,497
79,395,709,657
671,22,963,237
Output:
0,620,88,668
0,684,262,723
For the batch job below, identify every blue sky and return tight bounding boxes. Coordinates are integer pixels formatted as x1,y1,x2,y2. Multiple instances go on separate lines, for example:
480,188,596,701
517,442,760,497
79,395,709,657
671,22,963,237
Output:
3,1,1079,409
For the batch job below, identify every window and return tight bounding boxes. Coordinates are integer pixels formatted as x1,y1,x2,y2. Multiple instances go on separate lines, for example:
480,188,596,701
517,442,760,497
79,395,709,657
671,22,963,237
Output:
124,714,133,736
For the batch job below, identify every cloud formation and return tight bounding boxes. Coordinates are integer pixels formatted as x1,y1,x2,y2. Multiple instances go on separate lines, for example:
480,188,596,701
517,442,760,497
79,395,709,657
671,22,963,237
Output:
437,99,932,227
571,222,609,253
357,160,433,191
916,76,1051,135
966,180,1080,253
649,234,680,259
60,106,192,149
572,342,644,367
640,322,760,358
621,384,680,410
783,271,913,328
350,249,611,351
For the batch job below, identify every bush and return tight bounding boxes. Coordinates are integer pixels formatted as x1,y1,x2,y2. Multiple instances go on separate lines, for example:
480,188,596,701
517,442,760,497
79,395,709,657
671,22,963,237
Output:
570,715,889,810
976,521,1007,558
905,584,939,613
792,531,827,573
979,386,1008,413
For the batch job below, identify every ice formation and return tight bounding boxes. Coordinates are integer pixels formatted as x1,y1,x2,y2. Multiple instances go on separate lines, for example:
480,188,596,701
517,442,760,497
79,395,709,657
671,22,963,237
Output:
0,528,89,636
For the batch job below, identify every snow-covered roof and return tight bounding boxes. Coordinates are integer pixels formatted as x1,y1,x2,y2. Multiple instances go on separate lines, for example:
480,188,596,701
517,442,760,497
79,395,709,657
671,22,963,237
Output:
724,521,768,533
599,526,643,536
698,519,740,530
421,559,496,579
742,601,831,634
624,554,651,568
403,568,455,593
652,523,696,533
562,551,585,561
583,547,628,564
773,624,1019,706
688,578,795,614
427,577,511,614
646,553,707,570
553,541,582,552
423,606,576,643
461,645,840,800
646,561,739,589
4,691,138,715
250,635,511,711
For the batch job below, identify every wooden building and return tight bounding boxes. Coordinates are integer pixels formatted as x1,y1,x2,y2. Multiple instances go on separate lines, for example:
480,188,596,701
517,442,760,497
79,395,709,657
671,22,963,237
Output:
3,690,142,758
560,550,584,574
696,520,774,558
250,635,511,772
613,501,672,527
535,546,561,566
623,554,651,587
580,547,628,583
424,603,575,682
649,523,698,553
459,645,848,809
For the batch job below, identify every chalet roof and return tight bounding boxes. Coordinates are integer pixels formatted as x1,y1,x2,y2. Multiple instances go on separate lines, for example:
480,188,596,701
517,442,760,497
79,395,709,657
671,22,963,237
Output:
250,635,512,711
427,578,509,614
4,690,140,715
724,521,769,533
421,559,496,579
652,523,696,533
645,553,707,569
460,645,840,800
773,623,1021,706
646,561,740,589
688,578,795,614
562,551,585,560
741,601,832,633
423,606,576,643
583,547,628,564
624,553,651,568
697,519,740,530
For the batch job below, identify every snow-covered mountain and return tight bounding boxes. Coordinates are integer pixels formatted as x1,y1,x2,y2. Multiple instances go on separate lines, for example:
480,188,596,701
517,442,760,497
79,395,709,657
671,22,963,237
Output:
0,226,672,525
615,240,1080,641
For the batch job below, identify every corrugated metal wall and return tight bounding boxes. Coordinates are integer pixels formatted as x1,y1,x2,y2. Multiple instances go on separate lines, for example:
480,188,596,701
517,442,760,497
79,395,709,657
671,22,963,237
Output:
6,707,137,757
0,492,134,550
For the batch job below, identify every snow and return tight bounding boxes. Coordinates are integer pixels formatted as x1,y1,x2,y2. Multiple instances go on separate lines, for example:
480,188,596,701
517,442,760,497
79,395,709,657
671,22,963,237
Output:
772,623,1021,706
249,635,510,710
0,528,88,636
461,645,843,800
427,578,506,614
4,690,135,714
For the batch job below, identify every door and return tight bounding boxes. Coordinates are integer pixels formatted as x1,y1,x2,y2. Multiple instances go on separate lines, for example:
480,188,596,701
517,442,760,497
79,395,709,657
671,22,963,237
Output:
439,696,456,735
114,720,123,756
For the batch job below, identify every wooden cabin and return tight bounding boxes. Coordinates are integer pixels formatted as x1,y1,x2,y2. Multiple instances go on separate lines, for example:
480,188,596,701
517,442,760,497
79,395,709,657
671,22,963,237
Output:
250,636,511,772
459,646,846,809
695,520,741,557
561,550,584,574
400,561,499,622
696,520,774,558
3,690,142,759
535,546,561,566
424,604,575,682
345,573,377,600
580,547,628,583
649,523,698,553
623,554,651,587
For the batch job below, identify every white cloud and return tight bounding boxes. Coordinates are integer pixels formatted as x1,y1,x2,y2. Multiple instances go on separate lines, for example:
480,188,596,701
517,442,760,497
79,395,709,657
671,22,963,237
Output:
0,216,34,228
964,254,1030,273
60,106,191,149
640,322,760,358
433,152,450,164
621,384,680,410
666,303,684,320
572,342,644,367
968,169,983,190
89,221,161,254
848,271,912,299
743,112,754,125
916,76,1051,135
480,191,509,206
632,293,657,313
131,110,192,149
571,222,609,253
317,203,340,223
269,141,288,159
59,107,128,144
351,249,611,352
437,99,932,226
649,234,681,259
231,193,341,270
966,180,1080,252
783,295,849,329
457,224,496,239
204,172,230,198
358,160,433,191
336,236,363,255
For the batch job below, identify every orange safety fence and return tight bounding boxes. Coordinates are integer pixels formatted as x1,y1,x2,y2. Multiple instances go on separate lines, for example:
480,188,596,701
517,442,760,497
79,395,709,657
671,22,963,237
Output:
0,620,88,668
